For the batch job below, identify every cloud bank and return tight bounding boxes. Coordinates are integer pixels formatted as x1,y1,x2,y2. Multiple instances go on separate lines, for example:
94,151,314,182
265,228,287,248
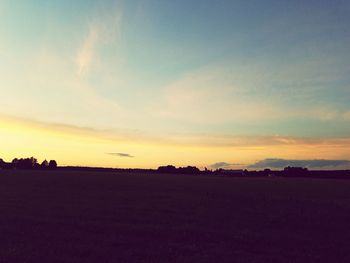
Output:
249,158,350,170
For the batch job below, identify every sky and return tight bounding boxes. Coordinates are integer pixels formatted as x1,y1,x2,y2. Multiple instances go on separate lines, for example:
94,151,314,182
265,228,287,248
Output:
1,0,350,169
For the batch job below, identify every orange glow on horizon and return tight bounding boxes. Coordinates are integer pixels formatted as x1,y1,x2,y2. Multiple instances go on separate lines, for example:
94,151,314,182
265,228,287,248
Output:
1,115,350,169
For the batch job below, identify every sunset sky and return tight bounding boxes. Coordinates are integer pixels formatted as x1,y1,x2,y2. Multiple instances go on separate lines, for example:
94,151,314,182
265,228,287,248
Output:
1,0,350,169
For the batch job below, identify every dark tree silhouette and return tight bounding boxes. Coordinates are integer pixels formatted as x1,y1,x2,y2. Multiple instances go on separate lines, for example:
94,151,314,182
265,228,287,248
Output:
0,157,58,170
49,160,57,170
41,160,49,169
157,165,177,173
283,166,308,177
178,166,200,174
157,165,200,174
15,157,38,169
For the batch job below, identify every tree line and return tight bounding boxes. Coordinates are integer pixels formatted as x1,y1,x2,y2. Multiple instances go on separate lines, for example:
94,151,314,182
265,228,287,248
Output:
0,157,57,170
1,159,349,179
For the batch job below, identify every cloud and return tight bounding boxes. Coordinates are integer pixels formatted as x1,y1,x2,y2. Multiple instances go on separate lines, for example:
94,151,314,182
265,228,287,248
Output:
76,10,122,77
2,113,350,169
305,108,350,122
150,49,350,126
153,69,281,124
77,24,99,77
2,113,350,149
248,158,350,170
208,162,243,170
107,152,134,158
343,111,350,121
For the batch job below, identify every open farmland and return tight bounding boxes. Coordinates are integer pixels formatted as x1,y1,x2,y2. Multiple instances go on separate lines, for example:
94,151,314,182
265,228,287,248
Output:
0,170,350,263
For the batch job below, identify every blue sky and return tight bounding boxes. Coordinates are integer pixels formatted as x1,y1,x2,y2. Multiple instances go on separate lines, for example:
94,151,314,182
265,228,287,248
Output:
0,0,350,167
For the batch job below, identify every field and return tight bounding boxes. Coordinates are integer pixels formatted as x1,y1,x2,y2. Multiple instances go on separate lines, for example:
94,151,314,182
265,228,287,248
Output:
1,170,350,263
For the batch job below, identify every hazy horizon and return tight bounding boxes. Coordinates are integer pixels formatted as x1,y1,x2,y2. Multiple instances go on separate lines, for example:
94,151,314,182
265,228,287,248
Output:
1,1,350,168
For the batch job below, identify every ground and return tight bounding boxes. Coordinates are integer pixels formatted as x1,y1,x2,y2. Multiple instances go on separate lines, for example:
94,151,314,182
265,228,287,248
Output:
0,170,350,262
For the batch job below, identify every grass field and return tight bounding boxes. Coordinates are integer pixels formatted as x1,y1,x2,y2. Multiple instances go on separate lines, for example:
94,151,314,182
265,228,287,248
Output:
0,170,350,263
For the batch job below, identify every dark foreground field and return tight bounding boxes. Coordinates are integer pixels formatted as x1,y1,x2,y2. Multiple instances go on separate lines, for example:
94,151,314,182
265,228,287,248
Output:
1,170,350,263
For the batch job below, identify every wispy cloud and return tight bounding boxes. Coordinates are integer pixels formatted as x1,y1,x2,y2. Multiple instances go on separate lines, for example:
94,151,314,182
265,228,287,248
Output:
305,108,350,122
76,9,122,77
2,113,350,148
342,111,350,121
152,69,280,124
150,53,350,126
107,152,134,158
77,24,99,77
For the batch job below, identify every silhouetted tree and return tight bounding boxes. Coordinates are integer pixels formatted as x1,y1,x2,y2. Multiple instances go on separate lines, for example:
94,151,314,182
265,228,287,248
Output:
15,157,38,169
49,160,57,170
214,168,223,175
263,168,272,176
178,166,200,174
12,158,19,166
157,165,200,175
283,166,308,177
41,160,49,169
157,165,177,173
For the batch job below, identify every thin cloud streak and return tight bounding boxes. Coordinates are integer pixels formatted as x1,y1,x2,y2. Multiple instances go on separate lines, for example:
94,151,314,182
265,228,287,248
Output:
107,152,134,158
